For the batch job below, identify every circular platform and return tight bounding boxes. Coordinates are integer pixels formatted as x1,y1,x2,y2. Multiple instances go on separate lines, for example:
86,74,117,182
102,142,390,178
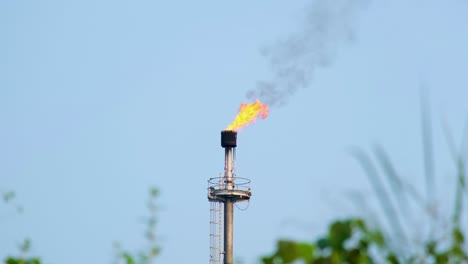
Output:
207,177,251,202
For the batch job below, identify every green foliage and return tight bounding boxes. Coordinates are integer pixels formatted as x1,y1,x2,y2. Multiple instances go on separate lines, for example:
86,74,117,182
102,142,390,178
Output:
261,96,468,263
4,258,41,264
2,187,162,264
262,214,468,263
261,240,314,264
261,218,390,264
2,193,38,264
2,191,15,202
3,239,41,264
113,187,161,264
19,239,31,253
348,128,468,262
1,190,23,214
421,226,468,263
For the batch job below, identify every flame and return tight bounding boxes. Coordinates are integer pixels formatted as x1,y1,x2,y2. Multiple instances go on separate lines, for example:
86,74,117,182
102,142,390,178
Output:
226,99,269,131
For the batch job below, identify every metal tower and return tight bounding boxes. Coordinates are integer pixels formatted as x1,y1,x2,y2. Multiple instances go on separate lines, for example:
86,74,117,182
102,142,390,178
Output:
208,130,251,264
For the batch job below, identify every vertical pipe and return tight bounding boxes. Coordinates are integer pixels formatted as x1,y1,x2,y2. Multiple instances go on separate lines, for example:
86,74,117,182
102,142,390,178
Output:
225,148,233,190
224,146,234,264
224,201,233,264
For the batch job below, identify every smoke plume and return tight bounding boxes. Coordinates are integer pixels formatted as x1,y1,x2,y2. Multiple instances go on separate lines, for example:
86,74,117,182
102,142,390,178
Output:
246,0,369,107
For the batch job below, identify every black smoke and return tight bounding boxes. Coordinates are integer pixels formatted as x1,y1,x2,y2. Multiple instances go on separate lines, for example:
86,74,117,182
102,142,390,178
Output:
246,0,369,107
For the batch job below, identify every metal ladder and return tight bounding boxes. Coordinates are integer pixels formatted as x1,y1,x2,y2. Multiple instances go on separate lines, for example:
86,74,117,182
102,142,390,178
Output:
210,200,223,264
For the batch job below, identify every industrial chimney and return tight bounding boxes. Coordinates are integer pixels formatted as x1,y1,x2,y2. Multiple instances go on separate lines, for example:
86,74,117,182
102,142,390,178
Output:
208,130,251,264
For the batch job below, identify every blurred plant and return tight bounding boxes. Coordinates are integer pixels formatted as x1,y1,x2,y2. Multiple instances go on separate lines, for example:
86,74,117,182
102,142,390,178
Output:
350,144,467,263
347,93,468,262
2,187,161,264
1,190,23,215
261,218,397,264
2,191,40,264
261,93,468,263
3,239,41,264
113,187,161,264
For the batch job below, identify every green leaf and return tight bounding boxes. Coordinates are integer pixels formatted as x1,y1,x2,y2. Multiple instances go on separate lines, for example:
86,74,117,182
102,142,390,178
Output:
295,242,315,261
5,257,18,264
150,247,160,256
367,231,385,247
452,227,464,245
3,191,15,202
150,187,159,197
425,240,437,255
260,256,274,264
351,218,367,231
277,240,299,263
386,253,399,264
328,221,352,250
123,253,135,264
316,238,329,250
435,253,449,263
4,258,41,264
19,239,31,253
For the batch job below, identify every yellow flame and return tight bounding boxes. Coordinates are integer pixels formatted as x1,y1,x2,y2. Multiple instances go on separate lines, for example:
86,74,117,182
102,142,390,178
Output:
226,99,269,131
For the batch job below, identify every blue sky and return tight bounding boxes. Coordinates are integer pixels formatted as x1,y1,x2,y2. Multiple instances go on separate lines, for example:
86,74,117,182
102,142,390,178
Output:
1,0,467,263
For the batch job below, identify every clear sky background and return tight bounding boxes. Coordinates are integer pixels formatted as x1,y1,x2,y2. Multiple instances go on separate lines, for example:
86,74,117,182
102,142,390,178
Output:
1,0,467,263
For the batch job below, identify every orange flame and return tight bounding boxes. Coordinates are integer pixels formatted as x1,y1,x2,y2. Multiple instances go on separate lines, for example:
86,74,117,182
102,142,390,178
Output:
226,99,269,131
